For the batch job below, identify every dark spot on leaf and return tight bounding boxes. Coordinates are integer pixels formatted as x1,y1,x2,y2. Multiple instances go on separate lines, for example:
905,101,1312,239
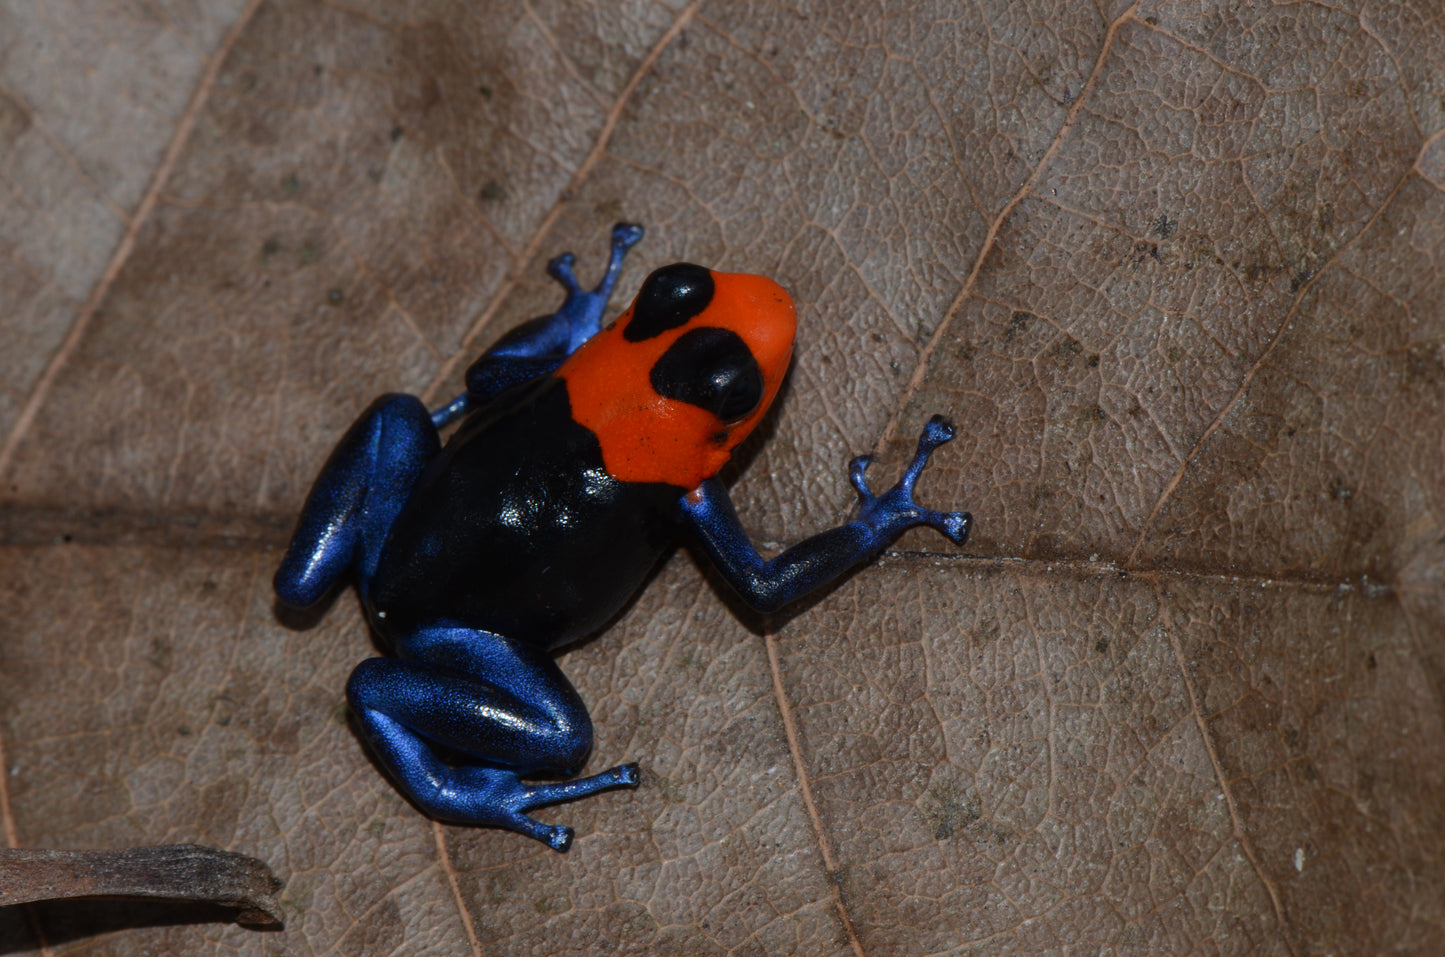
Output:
1132,239,1160,263
1031,533,1062,559
1243,260,1273,283
1049,338,1083,369
920,781,981,840
488,874,514,902
1405,342,1444,383
419,75,442,111
1005,311,1032,341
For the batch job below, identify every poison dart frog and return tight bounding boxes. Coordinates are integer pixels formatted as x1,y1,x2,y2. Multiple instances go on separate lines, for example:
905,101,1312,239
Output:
274,223,971,851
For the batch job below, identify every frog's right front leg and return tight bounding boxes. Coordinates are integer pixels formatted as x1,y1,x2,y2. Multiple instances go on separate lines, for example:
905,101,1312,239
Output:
681,416,971,613
346,626,640,851
274,394,439,607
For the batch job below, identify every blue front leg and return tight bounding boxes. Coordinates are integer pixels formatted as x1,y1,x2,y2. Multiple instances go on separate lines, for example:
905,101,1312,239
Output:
432,223,645,428
681,416,971,613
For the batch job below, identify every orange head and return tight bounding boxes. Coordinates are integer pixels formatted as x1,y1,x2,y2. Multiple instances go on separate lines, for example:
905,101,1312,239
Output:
557,263,796,489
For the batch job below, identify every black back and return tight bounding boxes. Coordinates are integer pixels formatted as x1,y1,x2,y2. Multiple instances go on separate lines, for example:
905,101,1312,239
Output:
368,377,684,649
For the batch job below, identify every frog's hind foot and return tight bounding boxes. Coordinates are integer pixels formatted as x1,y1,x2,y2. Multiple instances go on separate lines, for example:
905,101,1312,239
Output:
347,631,640,851
515,762,641,851
421,762,641,852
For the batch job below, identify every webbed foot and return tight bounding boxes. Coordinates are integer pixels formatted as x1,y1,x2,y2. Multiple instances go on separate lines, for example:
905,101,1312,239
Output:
439,761,641,852
850,415,971,544
547,222,645,352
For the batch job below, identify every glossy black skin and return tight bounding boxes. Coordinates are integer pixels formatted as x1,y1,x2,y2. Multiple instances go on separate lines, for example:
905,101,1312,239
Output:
273,224,971,851
367,375,683,650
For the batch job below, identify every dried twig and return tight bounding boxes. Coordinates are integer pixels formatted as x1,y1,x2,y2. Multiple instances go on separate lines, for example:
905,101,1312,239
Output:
0,844,283,927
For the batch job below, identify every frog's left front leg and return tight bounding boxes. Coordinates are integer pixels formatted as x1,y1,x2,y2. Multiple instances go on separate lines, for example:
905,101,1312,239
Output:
681,416,971,613
431,222,645,427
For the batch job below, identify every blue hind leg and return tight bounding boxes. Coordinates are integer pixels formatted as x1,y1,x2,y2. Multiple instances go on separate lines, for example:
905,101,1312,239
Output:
347,626,639,850
273,394,439,607
432,222,645,428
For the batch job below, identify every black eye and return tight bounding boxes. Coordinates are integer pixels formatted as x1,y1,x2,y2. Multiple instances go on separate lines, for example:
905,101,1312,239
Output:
624,263,715,342
649,327,763,423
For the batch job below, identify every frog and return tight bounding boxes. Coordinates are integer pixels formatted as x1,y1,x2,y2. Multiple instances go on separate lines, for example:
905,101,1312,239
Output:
274,223,971,851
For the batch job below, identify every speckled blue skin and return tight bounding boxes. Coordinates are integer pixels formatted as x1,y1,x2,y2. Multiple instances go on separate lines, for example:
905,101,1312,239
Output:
274,223,971,851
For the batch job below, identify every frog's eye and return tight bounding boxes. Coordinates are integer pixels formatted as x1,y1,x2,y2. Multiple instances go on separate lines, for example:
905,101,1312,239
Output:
625,263,714,341
649,327,762,423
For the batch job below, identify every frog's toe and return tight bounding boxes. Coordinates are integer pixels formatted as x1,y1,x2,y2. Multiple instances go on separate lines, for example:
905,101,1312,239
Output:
611,222,645,249
849,455,877,501
547,251,578,282
920,414,956,450
940,510,972,545
546,824,574,853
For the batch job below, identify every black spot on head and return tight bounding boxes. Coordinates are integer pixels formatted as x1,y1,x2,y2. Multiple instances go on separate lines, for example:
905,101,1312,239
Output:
625,263,714,341
650,327,762,423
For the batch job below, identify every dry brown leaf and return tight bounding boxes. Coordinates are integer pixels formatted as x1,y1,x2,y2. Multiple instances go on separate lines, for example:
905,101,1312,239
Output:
2,1,1443,954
